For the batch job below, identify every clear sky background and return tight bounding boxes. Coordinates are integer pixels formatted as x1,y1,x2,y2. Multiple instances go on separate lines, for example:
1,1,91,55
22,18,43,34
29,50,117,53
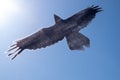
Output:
0,0,120,80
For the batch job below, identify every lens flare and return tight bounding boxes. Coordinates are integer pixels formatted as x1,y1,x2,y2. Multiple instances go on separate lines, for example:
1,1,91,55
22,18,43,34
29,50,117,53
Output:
0,0,19,24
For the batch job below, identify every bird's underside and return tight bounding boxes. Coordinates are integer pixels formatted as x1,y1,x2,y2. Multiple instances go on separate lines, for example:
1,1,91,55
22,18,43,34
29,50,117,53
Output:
8,5,102,60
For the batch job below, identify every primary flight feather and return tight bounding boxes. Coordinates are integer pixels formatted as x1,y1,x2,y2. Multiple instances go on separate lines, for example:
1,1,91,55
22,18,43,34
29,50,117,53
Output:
8,5,102,60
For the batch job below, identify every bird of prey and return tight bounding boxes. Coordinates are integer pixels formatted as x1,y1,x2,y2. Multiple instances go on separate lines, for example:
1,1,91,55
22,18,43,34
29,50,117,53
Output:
8,5,102,60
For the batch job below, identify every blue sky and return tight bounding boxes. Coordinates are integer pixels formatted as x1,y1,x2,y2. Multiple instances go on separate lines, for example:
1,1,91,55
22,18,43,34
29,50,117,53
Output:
0,0,120,80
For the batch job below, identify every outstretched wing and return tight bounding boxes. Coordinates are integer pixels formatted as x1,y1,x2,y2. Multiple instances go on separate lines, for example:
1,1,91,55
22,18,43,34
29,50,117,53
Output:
8,27,64,60
67,6,102,31
65,6,102,50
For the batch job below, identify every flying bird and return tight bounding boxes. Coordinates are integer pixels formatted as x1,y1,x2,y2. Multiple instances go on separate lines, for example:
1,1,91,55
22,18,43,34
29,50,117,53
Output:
8,5,102,60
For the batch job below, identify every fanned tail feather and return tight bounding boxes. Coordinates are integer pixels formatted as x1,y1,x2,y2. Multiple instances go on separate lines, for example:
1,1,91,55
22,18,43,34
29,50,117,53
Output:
66,32,90,50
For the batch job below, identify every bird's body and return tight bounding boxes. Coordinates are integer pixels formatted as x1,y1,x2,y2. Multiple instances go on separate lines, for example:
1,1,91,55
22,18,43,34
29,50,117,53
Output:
8,6,102,60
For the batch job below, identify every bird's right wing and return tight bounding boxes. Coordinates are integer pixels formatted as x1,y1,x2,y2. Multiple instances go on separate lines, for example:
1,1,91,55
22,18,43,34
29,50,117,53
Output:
68,6,102,31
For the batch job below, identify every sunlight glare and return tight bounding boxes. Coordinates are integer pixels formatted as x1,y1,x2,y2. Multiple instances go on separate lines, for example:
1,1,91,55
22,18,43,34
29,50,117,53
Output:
0,0,20,24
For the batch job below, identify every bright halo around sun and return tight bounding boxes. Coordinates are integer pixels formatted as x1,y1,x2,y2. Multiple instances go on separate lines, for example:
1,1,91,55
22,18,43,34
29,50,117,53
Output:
0,0,20,25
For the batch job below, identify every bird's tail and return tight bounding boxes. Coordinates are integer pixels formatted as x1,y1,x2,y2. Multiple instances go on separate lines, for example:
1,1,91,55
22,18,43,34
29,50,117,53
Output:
66,32,90,50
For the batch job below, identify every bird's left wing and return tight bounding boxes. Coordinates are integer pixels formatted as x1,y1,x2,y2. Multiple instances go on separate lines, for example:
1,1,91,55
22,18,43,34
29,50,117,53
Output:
8,27,64,60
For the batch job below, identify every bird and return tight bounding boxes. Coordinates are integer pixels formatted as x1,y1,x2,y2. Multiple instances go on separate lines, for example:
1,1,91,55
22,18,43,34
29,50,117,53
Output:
8,5,102,60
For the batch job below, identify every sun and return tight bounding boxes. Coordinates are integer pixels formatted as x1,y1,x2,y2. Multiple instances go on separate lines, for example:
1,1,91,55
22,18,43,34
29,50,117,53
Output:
0,0,19,24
